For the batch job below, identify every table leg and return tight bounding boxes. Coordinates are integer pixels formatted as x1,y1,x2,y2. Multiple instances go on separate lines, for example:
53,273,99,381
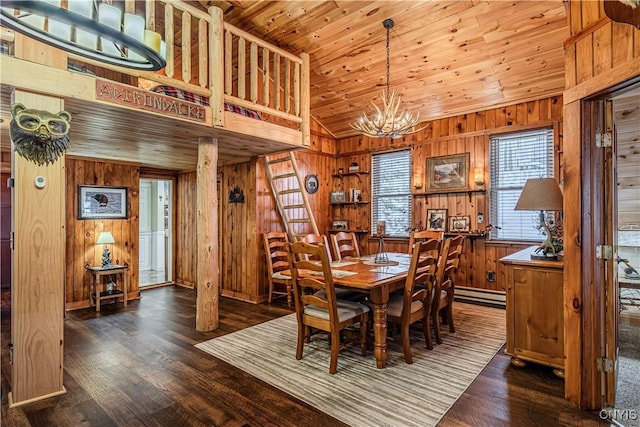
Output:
122,271,127,307
96,276,101,312
370,288,389,369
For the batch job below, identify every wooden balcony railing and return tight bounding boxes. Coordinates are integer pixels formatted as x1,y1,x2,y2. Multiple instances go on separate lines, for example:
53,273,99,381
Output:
0,0,310,145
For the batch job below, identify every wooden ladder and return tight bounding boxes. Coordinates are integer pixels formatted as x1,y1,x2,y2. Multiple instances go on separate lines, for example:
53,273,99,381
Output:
264,152,319,241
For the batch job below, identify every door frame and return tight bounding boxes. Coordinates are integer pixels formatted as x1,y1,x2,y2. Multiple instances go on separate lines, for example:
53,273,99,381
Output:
139,170,178,287
582,79,640,410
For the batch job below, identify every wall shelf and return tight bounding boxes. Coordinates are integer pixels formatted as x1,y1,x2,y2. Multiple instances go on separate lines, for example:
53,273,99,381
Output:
413,188,486,203
332,171,370,178
329,229,370,234
330,201,369,206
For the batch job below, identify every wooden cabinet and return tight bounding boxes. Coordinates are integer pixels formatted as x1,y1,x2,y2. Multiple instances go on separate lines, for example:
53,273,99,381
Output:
330,171,370,234
500,246,564,376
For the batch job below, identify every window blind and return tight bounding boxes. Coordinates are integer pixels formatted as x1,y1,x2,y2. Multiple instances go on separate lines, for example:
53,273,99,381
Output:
371,150,411,236
489,128,554,240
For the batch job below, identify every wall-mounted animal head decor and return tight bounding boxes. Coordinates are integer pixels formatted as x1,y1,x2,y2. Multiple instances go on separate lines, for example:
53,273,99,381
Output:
10,103,72,166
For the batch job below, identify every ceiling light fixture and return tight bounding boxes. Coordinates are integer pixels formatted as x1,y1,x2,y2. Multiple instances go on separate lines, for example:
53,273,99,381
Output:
351,18,425,139
0,0,166,71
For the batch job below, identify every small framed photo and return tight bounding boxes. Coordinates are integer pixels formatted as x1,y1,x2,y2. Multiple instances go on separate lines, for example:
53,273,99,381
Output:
330,190,346,204
78,185,128,220
426,209,447,231
448,215,471,233
426,153,470,191
332,220,348,230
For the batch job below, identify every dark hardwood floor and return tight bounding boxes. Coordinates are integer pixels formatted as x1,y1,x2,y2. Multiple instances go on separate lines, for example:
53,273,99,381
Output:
2,286,607,426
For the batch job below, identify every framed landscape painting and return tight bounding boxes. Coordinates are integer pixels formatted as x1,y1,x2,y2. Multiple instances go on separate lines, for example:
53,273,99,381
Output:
426,153,470,191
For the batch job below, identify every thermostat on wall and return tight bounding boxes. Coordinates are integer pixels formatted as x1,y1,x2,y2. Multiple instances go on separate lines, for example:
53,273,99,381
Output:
34,176,46,189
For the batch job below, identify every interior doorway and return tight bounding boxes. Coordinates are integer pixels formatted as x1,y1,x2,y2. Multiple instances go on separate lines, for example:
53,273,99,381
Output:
139,178,173,288
611,87,640,414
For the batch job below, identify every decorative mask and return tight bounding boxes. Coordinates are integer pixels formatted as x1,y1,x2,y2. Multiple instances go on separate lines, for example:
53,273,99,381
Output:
10,103,72,166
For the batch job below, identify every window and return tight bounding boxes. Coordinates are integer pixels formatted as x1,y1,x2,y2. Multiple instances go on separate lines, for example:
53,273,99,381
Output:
371,150,411,236
489,128,554,240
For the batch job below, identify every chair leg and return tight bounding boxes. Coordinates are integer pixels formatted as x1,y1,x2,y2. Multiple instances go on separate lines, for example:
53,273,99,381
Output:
446,305,455,333
286,282,293,308
296,323,305,360
432,306,443,345
400,323,413,364
423,316,433,350
329,330,340,374
268,279,274,304
359,315,368,356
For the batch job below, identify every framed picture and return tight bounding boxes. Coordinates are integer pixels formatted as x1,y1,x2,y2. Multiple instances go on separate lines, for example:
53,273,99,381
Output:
426,209,447,231
330,190,346,204
78,185,128,219
332,220,348,230
448,215,471,233
426,153,470,191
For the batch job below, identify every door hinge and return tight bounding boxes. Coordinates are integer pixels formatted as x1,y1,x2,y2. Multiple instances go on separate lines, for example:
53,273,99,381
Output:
596,245,613,260
595,132,612,148
597,357,613,373
9,231,14,250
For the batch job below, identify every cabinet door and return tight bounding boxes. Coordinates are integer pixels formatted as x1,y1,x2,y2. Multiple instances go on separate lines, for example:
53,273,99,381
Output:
511,266,564,368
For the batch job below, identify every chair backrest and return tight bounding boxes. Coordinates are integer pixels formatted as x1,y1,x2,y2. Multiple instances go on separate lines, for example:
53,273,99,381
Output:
331,231,360,261
300,234,333,262
286,241,337,319
263,231,290,276
401,239,440,319
435,235,465,286
408,230,445,252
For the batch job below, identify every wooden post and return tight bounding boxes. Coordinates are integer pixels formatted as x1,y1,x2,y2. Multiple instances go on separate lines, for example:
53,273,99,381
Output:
209,6,224,126
300,52,311,147
9,91,66,407
196,137,219,331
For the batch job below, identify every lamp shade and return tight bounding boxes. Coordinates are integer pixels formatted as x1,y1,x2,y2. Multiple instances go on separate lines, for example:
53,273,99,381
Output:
514,178,563,211
96,231,115,245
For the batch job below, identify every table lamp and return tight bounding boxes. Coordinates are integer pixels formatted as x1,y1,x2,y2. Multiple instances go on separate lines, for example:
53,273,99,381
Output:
514,178,563,260
96,231,115,267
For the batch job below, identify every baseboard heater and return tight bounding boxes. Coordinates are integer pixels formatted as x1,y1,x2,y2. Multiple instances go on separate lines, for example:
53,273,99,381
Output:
455,286,506,308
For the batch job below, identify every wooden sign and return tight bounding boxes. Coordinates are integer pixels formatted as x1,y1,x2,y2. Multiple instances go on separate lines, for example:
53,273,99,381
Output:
95,80,207,123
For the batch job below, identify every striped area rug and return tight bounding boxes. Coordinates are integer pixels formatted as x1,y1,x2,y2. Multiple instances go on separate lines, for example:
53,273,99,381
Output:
196,303,505,427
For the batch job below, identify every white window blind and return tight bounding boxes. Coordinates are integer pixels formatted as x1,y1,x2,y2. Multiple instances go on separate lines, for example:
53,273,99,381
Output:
371,150,411,236
489,128,554,240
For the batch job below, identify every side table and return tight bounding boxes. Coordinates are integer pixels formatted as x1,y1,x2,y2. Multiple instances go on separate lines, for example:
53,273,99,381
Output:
85,265,129,312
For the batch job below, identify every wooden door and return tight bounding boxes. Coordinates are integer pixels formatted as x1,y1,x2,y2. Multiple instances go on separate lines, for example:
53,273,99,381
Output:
602,99,618,407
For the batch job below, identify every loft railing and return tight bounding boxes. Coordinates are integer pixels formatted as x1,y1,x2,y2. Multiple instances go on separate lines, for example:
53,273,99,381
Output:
0,0,310,142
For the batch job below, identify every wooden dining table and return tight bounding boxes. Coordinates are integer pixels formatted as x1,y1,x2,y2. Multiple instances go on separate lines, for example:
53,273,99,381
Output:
323,252,414,369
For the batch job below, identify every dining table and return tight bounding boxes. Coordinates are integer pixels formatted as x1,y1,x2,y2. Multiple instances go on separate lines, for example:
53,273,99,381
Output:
320,252,414,369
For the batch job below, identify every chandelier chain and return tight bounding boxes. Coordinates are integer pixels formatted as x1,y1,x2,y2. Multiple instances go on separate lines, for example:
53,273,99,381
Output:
350,17,426,139
386,21,390,97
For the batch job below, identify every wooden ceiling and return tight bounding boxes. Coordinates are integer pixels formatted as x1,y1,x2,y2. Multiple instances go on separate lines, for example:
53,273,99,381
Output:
200,0,569,138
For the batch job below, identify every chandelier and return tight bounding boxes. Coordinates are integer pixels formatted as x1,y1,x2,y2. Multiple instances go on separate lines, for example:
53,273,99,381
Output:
351,18,425,139
0,0,166,71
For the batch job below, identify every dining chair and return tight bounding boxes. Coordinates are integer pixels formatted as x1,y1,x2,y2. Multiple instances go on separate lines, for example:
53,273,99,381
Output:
408,230,445,253
263,231,292,307
301,234,334,262
286,240,370,374
331,231,361,261
383,239,440,363
432,234,465,344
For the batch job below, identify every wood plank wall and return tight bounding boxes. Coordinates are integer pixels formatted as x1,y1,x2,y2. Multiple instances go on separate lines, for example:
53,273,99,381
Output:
336,96,564,292
173,118,336,302
562,0,640,410
64,158,140,310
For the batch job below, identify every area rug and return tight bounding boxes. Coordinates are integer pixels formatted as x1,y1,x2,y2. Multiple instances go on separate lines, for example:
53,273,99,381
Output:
196,303,505,427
